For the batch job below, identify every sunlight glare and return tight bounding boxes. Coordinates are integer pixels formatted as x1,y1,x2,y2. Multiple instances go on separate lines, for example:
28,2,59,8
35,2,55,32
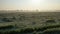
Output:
31,0,45,6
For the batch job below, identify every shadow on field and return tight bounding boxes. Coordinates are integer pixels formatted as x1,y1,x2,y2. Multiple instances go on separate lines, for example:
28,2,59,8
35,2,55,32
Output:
0,25,14,30
0,24,60,34
44,30,60,34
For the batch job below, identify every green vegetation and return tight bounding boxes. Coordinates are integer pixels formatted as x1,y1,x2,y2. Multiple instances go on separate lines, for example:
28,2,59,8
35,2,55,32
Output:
0,12,60,34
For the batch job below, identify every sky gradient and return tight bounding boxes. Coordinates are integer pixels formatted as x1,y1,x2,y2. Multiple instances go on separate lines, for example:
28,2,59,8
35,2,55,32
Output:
0,0,60,10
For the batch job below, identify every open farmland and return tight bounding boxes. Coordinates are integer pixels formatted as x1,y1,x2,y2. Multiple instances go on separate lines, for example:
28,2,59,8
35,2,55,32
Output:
0,11,60,34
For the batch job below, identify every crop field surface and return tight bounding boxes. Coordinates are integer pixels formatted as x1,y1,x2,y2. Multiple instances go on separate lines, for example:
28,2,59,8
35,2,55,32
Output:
0,11,60,34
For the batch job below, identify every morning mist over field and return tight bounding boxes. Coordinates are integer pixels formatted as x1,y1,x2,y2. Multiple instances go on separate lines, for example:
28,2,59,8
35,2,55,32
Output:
0,0,60,34
0,0,60,11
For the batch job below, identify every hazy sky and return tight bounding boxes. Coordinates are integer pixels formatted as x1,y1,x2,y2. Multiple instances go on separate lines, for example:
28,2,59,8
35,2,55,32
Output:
0,0,60,10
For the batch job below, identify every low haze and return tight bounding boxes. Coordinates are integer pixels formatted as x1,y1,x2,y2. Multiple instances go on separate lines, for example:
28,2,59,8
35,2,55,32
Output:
0,0,60,34
0,0,60,10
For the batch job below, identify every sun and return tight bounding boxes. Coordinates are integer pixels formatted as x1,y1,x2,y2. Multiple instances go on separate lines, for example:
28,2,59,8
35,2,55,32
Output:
31,0,44,5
